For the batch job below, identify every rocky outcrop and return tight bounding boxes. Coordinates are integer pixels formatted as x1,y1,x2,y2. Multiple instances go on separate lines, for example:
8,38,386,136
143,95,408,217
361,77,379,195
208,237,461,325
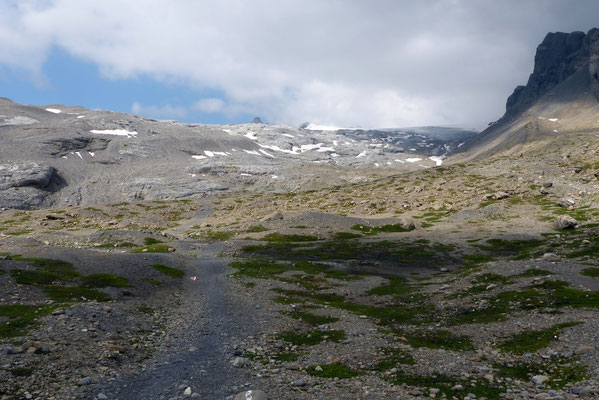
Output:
0,164,59,209
505,28,599,118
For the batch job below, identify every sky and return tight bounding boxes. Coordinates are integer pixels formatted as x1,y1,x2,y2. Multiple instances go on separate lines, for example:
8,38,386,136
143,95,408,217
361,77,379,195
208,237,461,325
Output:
0,0,598,129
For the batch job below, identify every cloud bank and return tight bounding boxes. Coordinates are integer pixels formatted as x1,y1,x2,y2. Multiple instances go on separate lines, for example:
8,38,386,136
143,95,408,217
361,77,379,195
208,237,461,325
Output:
1,0,598,127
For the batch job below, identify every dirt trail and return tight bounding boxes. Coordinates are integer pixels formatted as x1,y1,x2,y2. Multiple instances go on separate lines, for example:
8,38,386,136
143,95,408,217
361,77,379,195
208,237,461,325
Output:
92,254,259,400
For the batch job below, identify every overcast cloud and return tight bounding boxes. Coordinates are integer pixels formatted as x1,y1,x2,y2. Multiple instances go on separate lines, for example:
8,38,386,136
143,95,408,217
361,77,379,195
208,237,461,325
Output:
0,0,598,128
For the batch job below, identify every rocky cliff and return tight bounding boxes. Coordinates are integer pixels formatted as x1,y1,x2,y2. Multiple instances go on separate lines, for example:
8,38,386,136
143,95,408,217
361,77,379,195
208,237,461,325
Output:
457,28,599,160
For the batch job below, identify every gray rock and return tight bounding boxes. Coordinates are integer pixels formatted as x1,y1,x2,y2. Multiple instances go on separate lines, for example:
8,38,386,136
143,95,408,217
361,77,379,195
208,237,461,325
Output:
77,376,92,386
291,379,306,386
0,163,55,190
554,215,578,230
531,375,549,385
571,385,591,395
232,357,248,368
234,390,268,400
575,345,595,355
97,394,108,400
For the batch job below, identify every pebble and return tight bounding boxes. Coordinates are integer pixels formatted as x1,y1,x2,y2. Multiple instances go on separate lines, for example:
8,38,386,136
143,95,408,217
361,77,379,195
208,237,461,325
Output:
97,394,108,400
183,387,192,396
292,379,306,387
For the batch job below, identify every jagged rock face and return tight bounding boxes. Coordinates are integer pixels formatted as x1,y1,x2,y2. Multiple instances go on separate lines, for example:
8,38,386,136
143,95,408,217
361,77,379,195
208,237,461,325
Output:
0,164,58,209
505,30,593,117
589,28,599,100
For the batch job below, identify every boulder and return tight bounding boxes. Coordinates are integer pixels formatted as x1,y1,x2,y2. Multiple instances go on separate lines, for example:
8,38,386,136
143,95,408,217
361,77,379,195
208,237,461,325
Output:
554,215,578,230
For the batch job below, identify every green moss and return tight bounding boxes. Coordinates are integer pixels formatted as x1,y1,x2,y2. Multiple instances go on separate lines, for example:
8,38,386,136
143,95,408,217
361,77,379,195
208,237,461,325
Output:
230,259,288,279
581,267,599,278
367,276,412,297
499,321,582,354
41,286,111,302
518,268,553,277
246,225,269,233
278,329,346,346
141,278,162,286
137,305,155,314
475,238,544,259
403,329,474,351
150,263,185,278
373,348,415,371
351,223,413,235
81,273,131,288
495,359,588,390
0,304,56,338
388,372,504,400
11,269,60,285
286,310,339,326
306,363,362,378
332,232,362,240
132,243,172,253
15,257,79,280
144,237,163,245
261,233,320,243
10,367,33,377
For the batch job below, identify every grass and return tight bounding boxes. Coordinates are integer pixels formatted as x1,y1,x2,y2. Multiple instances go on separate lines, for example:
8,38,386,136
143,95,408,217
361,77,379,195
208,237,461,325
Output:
581,267,599,278
495,359,588,390
81,273,131,288
498,321,582,354
286,310,339,326
132,242,172,253
278,329,346,346
150,264,185,278
388,372,504,400
14,257,79,280
332,232,362,240
0,305,56,338
141,277,162,286
518,268,553,277
475,238,544,260
260,233,320,243
246,225,269,233
41,286,111,302
351,223,413,235
403,329,474,351
230,259,288,279
306,363,362,378
373,348,415,371
11,269,60,285
367,276,412,297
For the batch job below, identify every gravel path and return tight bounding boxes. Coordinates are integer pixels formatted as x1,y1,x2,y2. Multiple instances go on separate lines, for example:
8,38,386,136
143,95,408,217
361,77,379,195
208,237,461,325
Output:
91,255,259,400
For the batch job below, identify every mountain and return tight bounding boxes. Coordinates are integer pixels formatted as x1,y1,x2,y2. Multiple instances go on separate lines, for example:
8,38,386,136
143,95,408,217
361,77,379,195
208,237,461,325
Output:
457,28,599,160
0,97,473,209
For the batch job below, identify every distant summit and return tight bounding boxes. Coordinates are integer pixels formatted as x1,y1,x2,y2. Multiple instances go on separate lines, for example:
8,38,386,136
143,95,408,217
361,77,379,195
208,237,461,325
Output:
251,117,263,124
458,28,599,160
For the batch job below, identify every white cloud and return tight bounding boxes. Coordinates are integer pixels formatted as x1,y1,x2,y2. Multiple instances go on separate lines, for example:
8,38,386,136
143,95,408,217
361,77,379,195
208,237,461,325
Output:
191,98,225,114
1,0,598,127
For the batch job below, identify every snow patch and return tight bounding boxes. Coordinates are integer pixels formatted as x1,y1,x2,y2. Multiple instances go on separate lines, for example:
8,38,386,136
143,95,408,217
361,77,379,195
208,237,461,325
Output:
282,133,295,138
192,155,207,160
549,118,559,122
259,149,276,158
77,115,85,119
356,151,367,158
75,151,83,159
45,108,61,114
303,123,342,131
429,156,444,166
90,129,138,138
88,152,95,157
406,158,422,163
204,151,215,157
245,132,258,140
242,149,261,156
